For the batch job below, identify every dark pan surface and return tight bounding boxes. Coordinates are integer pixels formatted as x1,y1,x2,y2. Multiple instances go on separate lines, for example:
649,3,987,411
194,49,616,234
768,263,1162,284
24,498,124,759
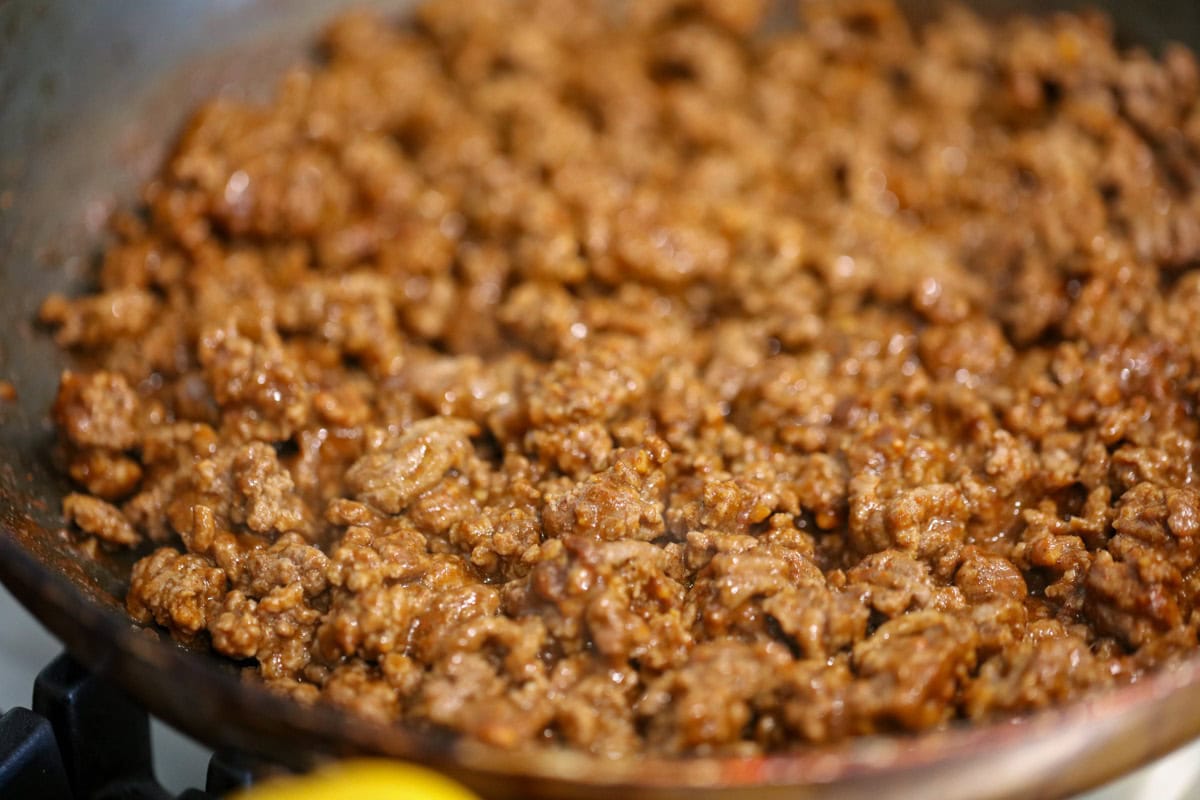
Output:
3,2,1200,797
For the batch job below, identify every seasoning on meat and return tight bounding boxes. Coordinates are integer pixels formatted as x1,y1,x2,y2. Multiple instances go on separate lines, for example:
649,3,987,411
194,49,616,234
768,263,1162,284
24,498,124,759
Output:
62,492,141,548
43,0,1200,756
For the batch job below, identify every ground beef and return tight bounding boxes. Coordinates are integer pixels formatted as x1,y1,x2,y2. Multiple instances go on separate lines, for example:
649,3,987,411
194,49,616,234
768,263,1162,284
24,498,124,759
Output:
41,0,1200,757
61,493,141,548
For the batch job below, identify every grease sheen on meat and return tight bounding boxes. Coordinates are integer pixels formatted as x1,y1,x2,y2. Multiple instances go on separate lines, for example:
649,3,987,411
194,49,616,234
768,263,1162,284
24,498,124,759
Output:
41,0,1200,757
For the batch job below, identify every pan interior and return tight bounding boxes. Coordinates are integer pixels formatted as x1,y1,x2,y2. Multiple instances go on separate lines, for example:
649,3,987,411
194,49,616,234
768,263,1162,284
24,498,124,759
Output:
2,2,1200,798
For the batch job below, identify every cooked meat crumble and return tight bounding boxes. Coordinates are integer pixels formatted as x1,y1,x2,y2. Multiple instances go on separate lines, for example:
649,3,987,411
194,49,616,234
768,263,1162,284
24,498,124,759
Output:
40,0,1200,757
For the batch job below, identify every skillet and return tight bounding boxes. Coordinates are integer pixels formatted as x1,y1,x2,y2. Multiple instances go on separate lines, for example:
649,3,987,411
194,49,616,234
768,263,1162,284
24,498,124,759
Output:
3,1,1200,797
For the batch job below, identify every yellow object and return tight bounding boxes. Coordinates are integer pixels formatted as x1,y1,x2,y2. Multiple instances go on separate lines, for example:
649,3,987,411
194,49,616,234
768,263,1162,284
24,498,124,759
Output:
234,760,481,800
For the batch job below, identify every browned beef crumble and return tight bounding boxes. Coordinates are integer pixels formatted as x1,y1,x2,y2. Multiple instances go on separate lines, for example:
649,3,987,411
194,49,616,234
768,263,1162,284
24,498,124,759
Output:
40,0,1200,758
